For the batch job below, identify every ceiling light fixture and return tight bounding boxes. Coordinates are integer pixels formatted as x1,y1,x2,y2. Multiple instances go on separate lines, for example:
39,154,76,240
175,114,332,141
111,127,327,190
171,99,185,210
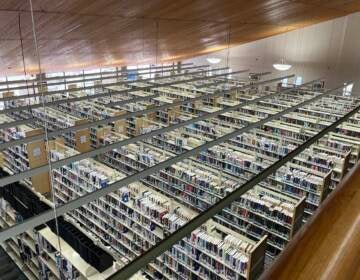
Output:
206,57,221,64
273,58,292,71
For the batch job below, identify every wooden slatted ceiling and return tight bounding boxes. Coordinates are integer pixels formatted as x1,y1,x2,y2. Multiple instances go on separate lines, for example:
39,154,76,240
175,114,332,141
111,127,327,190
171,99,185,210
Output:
0,0,359,75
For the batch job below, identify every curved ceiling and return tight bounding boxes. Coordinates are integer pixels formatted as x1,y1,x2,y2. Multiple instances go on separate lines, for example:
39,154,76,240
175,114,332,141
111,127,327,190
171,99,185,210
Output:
0,0,360,75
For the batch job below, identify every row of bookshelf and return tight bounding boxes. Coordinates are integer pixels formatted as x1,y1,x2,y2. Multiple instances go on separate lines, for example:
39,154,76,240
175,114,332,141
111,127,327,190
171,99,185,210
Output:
2,74,360,280
49,141,266,279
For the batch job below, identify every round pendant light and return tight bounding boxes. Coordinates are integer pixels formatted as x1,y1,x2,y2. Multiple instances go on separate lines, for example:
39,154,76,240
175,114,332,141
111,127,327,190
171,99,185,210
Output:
206,57,221,64
273,58,292,71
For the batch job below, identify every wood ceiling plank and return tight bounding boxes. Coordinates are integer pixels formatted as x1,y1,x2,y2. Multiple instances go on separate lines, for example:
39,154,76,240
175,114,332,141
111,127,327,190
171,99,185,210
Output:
0,0,359,75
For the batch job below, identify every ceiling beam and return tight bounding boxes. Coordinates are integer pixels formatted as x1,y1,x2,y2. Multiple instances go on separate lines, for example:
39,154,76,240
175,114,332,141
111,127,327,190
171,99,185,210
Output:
0,67,229,111
0,63,193,86
0,67,236,131
0,78,342,244
0,70,272,150
195,71,272,89
0,64,209,98
108,86,358,280
0,74,295,185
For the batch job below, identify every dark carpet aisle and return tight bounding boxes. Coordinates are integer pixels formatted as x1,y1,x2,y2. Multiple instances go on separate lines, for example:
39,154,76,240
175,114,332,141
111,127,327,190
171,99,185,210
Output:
0,246,27,280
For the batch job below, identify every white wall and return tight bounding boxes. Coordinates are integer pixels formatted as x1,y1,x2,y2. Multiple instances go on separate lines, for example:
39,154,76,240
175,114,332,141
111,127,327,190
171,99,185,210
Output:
185,12,360,95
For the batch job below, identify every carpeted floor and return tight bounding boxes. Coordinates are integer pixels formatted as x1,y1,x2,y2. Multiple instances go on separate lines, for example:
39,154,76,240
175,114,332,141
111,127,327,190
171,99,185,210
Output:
0,247,27,280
